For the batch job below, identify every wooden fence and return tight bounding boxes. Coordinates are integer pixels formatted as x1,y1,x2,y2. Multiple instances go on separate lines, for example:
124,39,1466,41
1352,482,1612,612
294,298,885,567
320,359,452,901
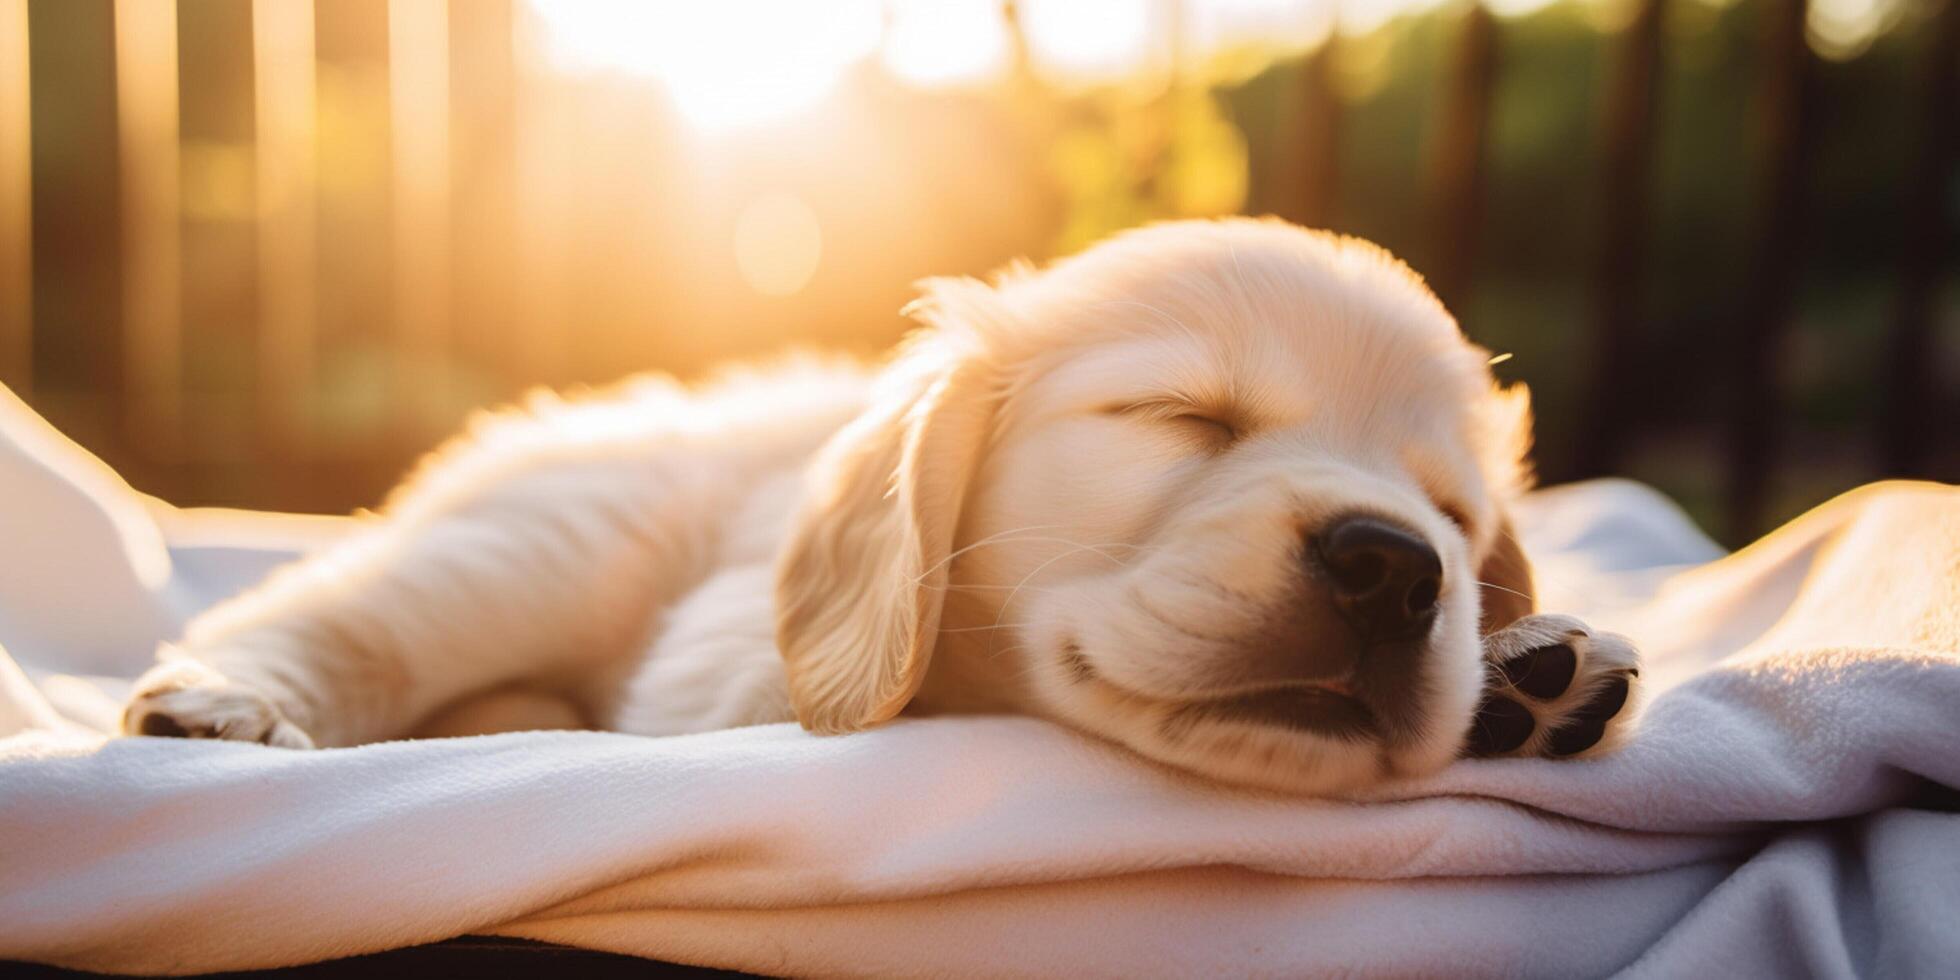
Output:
0,0,1953,537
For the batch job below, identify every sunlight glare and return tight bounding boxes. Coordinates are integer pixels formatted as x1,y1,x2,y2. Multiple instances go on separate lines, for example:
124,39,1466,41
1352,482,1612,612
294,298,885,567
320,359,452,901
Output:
527,0,880,130
1338,0,1454,36
882,0,1011,88
1020,0,1157,83
1186,0,1331,56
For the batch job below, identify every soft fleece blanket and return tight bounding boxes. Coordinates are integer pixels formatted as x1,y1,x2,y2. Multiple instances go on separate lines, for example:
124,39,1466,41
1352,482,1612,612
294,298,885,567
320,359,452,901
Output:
0,382,1955,978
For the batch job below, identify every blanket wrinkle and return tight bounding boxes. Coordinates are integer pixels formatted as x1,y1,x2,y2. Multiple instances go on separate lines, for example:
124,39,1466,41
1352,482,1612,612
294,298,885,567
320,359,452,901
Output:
0,387,1955,977
1621,813,1921,979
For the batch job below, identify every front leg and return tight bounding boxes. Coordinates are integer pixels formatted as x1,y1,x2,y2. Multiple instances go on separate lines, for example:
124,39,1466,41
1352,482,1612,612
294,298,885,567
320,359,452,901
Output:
1464,613,1642,759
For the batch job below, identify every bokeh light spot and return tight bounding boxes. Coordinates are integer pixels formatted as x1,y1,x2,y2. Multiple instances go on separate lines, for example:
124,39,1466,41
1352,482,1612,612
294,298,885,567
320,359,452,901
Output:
1020,0,1157,84
882,0,1011,88
1807,0,1896,59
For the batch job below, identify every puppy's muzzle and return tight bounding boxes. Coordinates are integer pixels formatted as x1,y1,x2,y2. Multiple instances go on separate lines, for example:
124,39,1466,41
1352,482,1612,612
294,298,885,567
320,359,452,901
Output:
1313,514,1441,643
1181,513,1449,744
1199,512,1444,700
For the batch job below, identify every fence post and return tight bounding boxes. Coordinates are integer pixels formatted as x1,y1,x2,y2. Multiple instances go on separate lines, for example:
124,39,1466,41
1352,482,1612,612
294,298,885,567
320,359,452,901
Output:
0,0,28,398
448,0,520,399
28,0,124,450
314,0,394,467
254,0,319,460
1575,0,1666,479
1727,0,1815,540
115,0,183,460
1877,0,1958,476
1426,1,1499,327
1282,31,1343,230
389,0,451,445
510,1,572,391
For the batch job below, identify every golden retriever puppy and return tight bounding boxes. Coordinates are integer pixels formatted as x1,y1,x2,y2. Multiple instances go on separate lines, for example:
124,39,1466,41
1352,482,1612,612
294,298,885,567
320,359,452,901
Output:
122,219,1640,793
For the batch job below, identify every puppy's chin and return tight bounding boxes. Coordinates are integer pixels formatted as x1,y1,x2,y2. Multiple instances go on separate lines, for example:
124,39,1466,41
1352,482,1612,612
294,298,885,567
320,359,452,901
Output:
1027,659,1396,793
1012,605,1482,793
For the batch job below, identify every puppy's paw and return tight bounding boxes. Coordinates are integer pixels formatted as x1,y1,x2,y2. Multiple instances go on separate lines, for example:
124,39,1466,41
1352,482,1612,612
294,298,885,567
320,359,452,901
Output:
122,659,315,748
1465,613,1640,760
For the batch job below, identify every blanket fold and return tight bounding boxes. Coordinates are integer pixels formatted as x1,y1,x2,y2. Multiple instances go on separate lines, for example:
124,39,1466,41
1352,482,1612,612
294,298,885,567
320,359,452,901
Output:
0,383,1955,978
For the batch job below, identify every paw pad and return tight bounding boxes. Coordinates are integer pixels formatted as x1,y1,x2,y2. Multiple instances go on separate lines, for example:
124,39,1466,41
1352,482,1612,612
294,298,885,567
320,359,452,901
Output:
1546,675,1630,757
1497,643,1576,699
1468,616,1642,760
1466,695,1534,756
136,712,191,738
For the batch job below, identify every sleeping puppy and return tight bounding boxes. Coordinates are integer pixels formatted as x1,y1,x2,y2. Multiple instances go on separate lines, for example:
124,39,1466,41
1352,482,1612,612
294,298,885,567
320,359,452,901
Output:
123,218,1640,793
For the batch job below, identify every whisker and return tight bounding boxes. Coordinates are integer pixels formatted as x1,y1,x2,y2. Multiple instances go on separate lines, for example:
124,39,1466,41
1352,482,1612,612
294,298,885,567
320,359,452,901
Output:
910,523,1072,584
1475,580,1533,601
920,582,1063,594
984,540,1151,658
920,540,1164,594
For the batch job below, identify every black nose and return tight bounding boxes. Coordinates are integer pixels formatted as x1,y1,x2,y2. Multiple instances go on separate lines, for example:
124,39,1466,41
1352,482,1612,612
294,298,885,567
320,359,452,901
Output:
1314,515,1442,641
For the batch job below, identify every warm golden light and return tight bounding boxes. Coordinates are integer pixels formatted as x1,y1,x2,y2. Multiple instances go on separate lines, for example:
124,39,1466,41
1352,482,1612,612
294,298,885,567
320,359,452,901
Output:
733,193,823,298
1337,0,1452,36
114,0,182,452
1186,0,1331,57
527,0,881,130
254,0,318,448
1019,0,1157,83
527,0,1373,111
390,0,451,435
881,0,1011,88
0,0,28,396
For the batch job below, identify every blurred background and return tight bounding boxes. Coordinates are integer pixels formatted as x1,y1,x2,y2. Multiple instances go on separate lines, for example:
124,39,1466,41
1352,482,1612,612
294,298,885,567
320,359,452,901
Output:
1,0,1953,544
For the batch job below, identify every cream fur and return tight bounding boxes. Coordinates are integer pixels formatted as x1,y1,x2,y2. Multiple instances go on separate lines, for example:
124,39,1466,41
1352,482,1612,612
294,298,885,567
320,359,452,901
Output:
123,218,1627,793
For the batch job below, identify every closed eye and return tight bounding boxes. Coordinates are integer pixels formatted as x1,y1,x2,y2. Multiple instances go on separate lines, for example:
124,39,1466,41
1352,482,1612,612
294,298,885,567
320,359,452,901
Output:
1106,401,1240,447
1166,412,1237,443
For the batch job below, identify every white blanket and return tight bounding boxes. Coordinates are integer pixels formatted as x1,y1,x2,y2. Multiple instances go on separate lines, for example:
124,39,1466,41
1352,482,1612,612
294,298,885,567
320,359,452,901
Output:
1,381,1956,978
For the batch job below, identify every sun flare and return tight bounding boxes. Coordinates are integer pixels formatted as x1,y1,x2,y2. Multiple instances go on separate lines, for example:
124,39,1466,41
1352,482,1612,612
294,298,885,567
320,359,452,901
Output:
526,0,881,130
881,0,1012,88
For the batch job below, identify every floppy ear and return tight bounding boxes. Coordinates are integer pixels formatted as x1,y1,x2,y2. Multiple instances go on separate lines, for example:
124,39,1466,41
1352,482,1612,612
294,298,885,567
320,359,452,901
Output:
774,282,1004,734
1477,514,1535,635
1474,378,1536,635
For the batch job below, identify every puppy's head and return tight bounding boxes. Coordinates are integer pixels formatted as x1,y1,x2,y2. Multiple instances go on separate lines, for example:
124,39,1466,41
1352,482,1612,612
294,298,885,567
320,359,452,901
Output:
776,219,1535,792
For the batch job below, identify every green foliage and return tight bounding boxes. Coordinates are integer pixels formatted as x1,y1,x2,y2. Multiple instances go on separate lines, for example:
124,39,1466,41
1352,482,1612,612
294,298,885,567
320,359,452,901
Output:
1048,0,1956,540
1047,86,1251,253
